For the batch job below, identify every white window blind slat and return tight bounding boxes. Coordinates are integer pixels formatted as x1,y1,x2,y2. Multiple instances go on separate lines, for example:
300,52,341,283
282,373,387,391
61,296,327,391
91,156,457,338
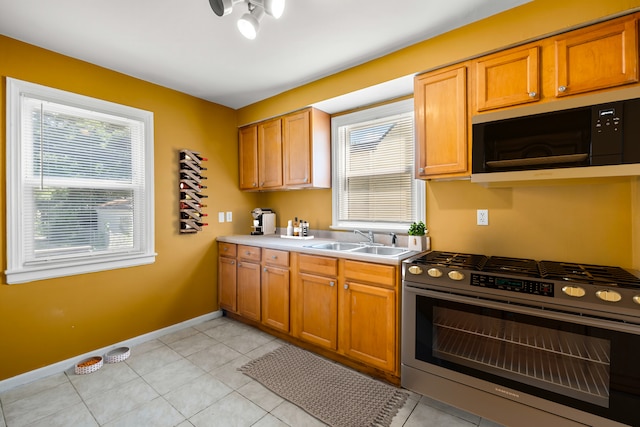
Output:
6,78,155,284
332,99,424,230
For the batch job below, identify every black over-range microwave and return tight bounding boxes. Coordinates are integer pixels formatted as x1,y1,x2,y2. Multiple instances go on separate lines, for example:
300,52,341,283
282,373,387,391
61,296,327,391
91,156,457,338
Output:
471,90,640,183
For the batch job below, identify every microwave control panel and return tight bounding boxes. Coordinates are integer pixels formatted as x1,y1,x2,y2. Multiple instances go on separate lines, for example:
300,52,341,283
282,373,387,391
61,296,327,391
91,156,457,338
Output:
591,101,623,162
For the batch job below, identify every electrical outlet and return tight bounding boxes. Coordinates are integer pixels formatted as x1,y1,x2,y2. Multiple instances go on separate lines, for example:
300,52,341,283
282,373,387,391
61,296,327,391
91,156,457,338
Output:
218,212,225,223
226,211,233,222
477,209,489,226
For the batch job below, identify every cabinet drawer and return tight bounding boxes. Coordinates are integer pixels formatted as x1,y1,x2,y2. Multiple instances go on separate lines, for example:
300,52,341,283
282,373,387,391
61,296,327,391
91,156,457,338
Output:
344,260,396,288
219,242,237,257
238,245,261,262
263,248,289,267
298,254,338,277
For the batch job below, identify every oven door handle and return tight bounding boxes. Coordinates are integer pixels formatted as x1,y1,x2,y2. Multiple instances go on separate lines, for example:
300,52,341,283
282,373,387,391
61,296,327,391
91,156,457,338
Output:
405,285,640,335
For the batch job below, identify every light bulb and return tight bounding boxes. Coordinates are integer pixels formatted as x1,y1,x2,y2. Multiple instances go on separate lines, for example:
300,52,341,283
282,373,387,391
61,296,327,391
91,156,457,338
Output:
237,13,259,39
265,0,284,19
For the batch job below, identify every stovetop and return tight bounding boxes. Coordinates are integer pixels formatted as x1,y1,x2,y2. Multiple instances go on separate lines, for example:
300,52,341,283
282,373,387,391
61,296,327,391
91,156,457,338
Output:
409,251,640,288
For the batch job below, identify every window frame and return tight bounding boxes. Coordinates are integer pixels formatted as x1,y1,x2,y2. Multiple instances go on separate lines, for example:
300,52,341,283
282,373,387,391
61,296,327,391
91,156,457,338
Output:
5,78,156,284
330,98,425,233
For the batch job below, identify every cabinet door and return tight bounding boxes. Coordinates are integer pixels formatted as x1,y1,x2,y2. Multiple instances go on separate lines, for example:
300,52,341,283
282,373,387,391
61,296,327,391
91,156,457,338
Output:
262,266,290,333
296,272,338,350
341,281,395,372
555,17,638,97
283,109,312,186
218,256,237,312
239,125,259,190
258,118,283,189
237,261,261,321
415,65,468,178
474,46,540,112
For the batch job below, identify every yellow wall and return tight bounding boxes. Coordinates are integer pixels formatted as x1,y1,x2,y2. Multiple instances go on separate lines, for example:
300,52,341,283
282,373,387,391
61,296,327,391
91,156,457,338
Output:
3,0,640,381
0,36,257,380
250,0,640,269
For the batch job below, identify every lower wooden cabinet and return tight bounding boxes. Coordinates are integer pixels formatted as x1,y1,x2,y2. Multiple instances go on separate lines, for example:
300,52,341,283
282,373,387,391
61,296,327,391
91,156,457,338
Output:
237,260,261,321
296,272,338,350
218,244,400,377
341,260,396,372
293,253,398,375
218,243,237,312
262,249,290,333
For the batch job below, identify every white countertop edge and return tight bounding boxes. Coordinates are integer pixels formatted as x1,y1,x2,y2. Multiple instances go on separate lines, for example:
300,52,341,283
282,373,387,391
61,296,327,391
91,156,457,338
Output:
216,234,420,265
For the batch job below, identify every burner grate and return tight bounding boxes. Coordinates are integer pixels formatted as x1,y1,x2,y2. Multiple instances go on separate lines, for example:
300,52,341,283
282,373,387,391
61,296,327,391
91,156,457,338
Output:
539,261,640,287
482,256,540,277
416,251,488,270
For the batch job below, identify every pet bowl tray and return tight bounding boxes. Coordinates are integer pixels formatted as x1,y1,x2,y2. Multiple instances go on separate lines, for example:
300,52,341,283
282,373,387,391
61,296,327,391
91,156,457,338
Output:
104,347,131,363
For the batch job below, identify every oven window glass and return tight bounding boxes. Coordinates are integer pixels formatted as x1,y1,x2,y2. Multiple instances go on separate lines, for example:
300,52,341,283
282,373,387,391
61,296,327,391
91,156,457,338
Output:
412,293,640,426
431,306,610,407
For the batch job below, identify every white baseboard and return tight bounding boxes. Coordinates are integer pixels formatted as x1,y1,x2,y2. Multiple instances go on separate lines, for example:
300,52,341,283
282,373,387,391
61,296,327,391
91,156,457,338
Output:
0,310,223,393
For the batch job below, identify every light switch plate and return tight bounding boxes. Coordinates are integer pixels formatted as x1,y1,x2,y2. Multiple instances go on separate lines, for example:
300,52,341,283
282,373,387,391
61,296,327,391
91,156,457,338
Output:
226,211,233,222
218,212,225,223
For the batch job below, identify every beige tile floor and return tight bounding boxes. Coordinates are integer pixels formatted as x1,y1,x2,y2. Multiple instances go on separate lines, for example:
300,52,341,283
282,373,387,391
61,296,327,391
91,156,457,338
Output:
0,316,504,427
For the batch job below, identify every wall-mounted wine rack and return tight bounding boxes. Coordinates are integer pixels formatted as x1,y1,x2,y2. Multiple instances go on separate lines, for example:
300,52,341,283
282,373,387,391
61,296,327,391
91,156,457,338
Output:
179,149,208,233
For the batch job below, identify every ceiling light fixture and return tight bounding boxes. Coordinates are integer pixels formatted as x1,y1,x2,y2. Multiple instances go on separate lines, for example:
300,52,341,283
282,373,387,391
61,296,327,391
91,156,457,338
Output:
209,0,285,39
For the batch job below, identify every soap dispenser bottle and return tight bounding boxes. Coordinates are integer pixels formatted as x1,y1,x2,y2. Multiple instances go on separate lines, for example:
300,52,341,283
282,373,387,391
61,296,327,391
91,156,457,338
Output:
287,220,293,236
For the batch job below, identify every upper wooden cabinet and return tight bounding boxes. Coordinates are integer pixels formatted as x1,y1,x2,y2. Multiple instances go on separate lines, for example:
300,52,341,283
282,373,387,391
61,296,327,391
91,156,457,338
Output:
239,107,330,191
554,15,639,98
258,119,284,190
414,64,469,179
470,14,639,115
473,45,540,112
283,109,331,188
239,118,283,191
238,126,258,190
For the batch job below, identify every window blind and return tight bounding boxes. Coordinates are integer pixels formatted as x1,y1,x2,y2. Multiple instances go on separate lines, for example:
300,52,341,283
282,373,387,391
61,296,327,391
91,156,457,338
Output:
336,110,416,225
20,96,146,263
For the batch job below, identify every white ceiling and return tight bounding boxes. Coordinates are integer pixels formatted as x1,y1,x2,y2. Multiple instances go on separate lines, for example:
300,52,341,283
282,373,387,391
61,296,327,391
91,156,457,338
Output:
0,0,530,111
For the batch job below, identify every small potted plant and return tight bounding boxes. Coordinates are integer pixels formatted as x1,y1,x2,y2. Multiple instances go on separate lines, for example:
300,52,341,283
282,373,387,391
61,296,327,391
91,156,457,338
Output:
408,221,429,251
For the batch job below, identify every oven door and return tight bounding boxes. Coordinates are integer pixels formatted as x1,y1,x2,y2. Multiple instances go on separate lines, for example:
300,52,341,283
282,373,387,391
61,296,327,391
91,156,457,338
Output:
402,285,640,427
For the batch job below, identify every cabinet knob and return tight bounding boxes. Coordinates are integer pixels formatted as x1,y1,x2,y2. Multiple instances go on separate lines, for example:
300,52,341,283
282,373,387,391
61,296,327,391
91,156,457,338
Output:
263,267,267,272
304,177,308,183
260,182,265,186
329,281,335,287
231,260,235,265
419,167,425,173
558,85,567,93
272,255,277,259
344,284,349,290
528,91,537,98
252,182,257,187
223,247,228,251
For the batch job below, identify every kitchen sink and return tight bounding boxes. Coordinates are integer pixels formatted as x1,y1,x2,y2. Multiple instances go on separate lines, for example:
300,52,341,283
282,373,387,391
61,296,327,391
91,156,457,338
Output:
307,242,362,251
350,246,410,256
305,241,412,257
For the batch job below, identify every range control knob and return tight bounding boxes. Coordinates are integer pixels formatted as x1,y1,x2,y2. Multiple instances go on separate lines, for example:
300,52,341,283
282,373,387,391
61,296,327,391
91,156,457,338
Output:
562,285,586,298
427,268,443,278
596,289,622,302
633,295,640,305
448,270,465,281
408,265,423,275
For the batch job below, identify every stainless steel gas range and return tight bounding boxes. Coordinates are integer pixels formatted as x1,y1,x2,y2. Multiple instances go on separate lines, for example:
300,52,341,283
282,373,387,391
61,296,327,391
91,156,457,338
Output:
401,251,640,427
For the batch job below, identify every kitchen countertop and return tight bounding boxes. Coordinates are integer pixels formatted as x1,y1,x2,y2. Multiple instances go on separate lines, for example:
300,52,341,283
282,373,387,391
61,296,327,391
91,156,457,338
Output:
217,234,421,265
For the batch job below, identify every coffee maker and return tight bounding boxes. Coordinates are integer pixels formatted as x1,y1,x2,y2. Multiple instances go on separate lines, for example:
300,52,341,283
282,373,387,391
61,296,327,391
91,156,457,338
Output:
251,208,276,235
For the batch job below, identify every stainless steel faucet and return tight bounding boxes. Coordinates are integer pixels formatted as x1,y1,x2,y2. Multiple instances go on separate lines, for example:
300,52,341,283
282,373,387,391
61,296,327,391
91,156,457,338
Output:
354,229,374,244
389,232,397,247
